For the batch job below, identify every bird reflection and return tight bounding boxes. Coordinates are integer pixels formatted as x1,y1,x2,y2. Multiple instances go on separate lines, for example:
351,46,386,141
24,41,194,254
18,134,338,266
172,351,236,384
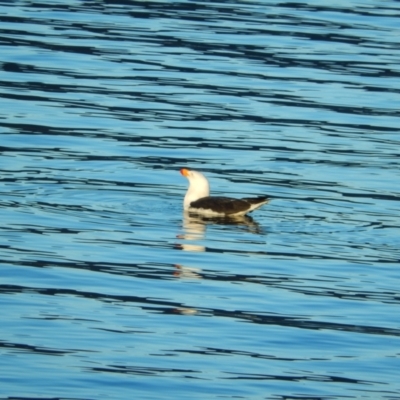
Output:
171,308,198,315
183,211,264,234
174,264,202,279
175,212,264,252
177,212,206,240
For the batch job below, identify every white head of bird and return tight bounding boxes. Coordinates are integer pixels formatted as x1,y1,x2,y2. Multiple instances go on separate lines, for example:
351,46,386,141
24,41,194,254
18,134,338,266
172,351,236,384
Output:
180,168,210,209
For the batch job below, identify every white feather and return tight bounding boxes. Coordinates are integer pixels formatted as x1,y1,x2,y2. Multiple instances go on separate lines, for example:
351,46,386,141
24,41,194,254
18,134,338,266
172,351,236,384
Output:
181,169,210,210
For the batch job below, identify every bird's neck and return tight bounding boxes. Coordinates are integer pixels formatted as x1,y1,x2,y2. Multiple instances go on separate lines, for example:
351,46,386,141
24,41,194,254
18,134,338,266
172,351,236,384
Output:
184,184,209,209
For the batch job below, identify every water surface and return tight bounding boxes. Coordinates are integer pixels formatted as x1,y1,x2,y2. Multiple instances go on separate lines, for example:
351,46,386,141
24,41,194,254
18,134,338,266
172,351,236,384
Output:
1,1,400,399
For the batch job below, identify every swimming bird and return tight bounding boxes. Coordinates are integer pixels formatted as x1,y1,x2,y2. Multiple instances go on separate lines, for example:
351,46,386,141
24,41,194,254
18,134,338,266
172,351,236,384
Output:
180,168,269,216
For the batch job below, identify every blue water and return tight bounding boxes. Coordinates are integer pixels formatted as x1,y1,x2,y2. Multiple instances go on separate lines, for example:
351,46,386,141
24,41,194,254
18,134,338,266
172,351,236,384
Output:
1,1,400,399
